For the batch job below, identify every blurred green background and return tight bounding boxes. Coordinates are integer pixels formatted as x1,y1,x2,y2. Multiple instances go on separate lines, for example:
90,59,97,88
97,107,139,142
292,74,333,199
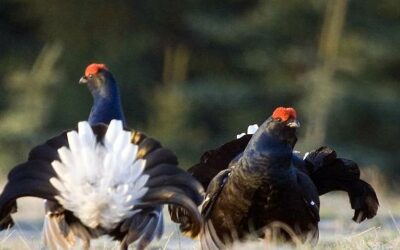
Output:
0,0,399,185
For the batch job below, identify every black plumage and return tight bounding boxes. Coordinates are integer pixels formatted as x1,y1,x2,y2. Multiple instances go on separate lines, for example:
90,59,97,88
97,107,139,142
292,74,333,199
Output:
199,107,319,248
170,107,379,248
187,139,378,224
303,146,379,222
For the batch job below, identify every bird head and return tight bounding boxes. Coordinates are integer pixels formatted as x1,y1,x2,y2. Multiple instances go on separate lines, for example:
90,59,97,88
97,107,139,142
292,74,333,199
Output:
271,107,300,129
251,107,300,151
242,107,300,166
267,107,300,147
79,63,116,97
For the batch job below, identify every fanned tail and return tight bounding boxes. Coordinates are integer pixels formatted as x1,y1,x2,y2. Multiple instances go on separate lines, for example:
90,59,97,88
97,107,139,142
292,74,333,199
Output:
0,129,88,248
115,131,204,249
0,121,204,250
0,160,58,229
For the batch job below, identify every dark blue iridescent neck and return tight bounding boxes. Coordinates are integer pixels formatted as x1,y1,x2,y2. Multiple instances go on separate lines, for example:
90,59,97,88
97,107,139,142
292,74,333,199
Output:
242,118,293,167
87,75,126,126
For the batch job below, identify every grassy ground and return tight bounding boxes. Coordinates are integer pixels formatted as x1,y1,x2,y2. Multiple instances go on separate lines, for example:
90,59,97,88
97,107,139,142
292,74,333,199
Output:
0,192,399,249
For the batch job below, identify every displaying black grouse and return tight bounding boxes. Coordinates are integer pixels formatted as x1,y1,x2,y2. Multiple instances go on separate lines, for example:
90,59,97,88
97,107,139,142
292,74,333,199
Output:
170,107,379,248
202,107,319,248
0,64,204,250
0,121,204,250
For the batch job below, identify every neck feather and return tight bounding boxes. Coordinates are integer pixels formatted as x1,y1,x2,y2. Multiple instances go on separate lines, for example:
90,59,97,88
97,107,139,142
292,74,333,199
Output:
241,120,293,170
88,83,126,126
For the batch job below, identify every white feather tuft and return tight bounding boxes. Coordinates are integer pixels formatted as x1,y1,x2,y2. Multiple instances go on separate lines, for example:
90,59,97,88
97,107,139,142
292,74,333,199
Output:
236,133,246,139
50,120,148,230
247,124,259,134
293,150,302,157
236,124,259,139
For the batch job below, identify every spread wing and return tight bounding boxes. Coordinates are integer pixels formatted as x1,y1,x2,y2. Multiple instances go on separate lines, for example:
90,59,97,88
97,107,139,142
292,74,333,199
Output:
188,135,252,190
168,135,251,237
304,146,379,222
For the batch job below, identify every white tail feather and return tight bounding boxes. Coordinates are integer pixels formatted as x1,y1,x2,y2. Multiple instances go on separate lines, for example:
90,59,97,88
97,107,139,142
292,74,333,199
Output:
50,120,148,230
236,124,259,139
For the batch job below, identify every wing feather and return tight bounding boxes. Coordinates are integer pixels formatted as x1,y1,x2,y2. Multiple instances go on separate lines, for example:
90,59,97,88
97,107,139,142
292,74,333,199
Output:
304,146,379,222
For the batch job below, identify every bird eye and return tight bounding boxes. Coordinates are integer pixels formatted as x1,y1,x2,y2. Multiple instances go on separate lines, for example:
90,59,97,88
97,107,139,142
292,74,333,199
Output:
275,118,282,122
88,74,94,79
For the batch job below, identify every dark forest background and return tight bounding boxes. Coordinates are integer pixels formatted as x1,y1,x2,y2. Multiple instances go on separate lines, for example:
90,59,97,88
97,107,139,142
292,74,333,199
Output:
0,0,399,186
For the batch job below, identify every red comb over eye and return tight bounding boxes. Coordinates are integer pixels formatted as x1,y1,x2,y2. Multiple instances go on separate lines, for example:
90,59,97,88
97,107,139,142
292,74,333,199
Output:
85,63,108,77
272,107,297,122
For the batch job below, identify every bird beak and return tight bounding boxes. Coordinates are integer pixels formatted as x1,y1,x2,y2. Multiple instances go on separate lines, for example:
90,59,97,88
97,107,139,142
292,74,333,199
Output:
79,76,88,84
286,120,300,128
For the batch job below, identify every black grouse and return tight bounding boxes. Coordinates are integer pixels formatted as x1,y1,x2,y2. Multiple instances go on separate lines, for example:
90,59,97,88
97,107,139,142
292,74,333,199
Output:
0,63,204,250
201,107,319,248
170,106,379,248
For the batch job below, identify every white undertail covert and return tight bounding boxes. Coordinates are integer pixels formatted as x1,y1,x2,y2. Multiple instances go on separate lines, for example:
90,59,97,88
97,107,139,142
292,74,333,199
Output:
50,120,148,229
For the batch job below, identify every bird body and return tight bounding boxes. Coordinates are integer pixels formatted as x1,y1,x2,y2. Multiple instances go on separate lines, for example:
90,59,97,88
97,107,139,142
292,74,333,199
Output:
170,107,378,249
200,108,320,249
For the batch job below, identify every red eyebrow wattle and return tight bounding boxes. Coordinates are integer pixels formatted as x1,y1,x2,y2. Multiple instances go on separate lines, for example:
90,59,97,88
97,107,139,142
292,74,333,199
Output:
272,107,297,122
85,63,108,77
